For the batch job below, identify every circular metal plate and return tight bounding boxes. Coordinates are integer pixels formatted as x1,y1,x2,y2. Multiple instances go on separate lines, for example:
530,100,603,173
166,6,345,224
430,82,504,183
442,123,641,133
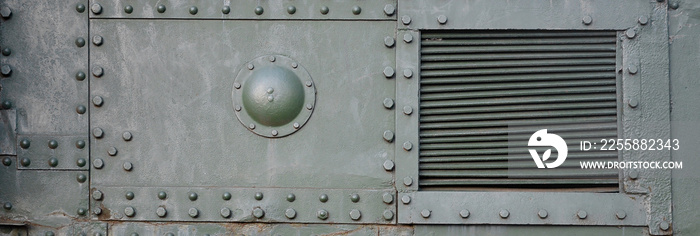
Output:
232,55,316,138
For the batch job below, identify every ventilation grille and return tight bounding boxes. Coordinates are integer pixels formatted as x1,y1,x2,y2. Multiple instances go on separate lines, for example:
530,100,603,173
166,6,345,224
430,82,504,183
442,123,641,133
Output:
419,30,620,192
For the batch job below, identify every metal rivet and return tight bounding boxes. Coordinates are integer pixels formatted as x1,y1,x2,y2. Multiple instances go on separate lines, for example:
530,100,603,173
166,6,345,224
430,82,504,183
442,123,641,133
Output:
383,130,394,143
189,6,198,15
628,65,638,74
271,130,278,136
254,192,263,200
48,157,58,167
286,193,295,202
403,176,413,186
670,2,679,10
188,208,199,218
93,127,104,138
582,15,593,25
76,105,87,114
628,99,639,108
220,207,231,218
403,141,413,151
93,96,104,107
306,103,313,110
1,47,11,56
122,131,132,141
247,63,254,70
320,6,329,15
93,159,104,169
577,210,588,219
93,190,103,200
125,191,134,200
222,192,232,200
660,221,670,231
268,56,276,62
255,6,264,15
0,65,9,77
92,36,103,46
249,123,256,129
189,192,198,201
350,193,360,203
124,207,135,217
319,194,329,203
500,209,510,219
287,6,296,14
285,208,296,219
76,158,86,167
317,209,329,220
293,122,300,129
156,207,167,217
123,161,133,171
19,139,30,149
2,157,11,166
352,6,361,15
0,101,8,109
75,37,86,47
76,4,86,13
382,193,394,204
93,208,102,215
78,208,87,216
401,195,411,204
383,98,394,109
124,5,133,14
233,82,241,89
91,3,102,14
222,6,231,14
20,158,30,167
158,191,167,200
350,209,361,220
76,71,86,81
76,174,87,183
402,15,412,25
616,210,627,219
403,34,413,43
638,16,649,25
629,170,639,180
253,207,265,219
538,209,548,219
384,36,395,48
403,106,413,115
157,5,166,13
108,147,118,156
92,66,104,77
460,209,470,218
625,29,636,39
383,4,396,16
383,160,395,171
421,209,431,218
383,67,395,78
292,63,299,69
48,140,58,149
383,210,394,220
437,15,448,24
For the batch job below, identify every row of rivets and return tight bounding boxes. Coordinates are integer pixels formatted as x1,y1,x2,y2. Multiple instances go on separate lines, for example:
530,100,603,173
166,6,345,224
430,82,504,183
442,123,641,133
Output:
412,205,627,221
89,3,395,16
0,5,11,80
114,206,390,221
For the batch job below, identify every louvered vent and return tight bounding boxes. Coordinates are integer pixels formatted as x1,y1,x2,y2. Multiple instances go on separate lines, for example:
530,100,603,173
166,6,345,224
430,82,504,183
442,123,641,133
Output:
419,30,620,192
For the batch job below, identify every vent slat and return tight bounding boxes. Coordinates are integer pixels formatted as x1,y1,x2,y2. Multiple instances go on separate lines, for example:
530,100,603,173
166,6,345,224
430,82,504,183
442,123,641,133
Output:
419,30,619,192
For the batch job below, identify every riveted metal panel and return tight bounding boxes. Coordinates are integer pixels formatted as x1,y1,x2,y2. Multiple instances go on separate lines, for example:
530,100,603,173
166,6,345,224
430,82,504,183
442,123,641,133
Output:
396,30,420,193
16,135,89,170
108,222,414,236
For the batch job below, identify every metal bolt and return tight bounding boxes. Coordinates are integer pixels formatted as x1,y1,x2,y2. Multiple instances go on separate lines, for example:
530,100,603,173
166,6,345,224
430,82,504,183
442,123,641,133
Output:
93,190,103,200
123,161,133,171
20,139,30,149
93,96,104,107
660,221,670,231
253,207,265,219
625,29,636,39
76,4,86,13
401,15,412,25
92,36,103,46
403,176,413,186
285,208,296,219
48,157,58,167
76,174,87,183
156,207,167,217
616,210,626,219
271,130,278,136
287,193,295,202
383,4,396,16
189,6,198,15
93,159,104,169
3,202,11,210
320,6,329,15
124,207,135,217
319,194,329,202
1,47,11,56
20,158,30,167
383,130,394,142
383,98,394,109
382,193,394,204
383,210,394,220
188,208,199,218
124,5,133,14
108,147,118,156
460,209,470,218
157,5,166,13
287,6,296,14
582,15,593,25
421,209,431,218
222,6,231,14
538,209,548,219
48,140,58,149
121,131,132,141
403,34,413,43
293,122,300,129
384,36,395,48
2,157,11,166
92,66,104,77
223,192,232,200
76,105,87,114
349,209,361,220
350,193,360,203
158,191,167,200
384,67,395,78
125,191,134,200
75,37,86,47
500,209,510,219
383,160,395,171
628,99,639,108
403,69,413,79
220,207,231,218
628,65,638,74
77,208,87,216
352,6,361,15
0,65,11,76
254,192,263,200
189,192,198,201
437,15,448,24
93,208,102,215
247,63,254,70
403,141,413,151
638,16,649,25
76,158,86,167
317,209,329,220
93,127,104,138
255,6,264,15
249,123,256,129
91,4,102,14
403,106,413,115
629,170,639,180
577,210,588,219
670,2,679,10
401,195,411,204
